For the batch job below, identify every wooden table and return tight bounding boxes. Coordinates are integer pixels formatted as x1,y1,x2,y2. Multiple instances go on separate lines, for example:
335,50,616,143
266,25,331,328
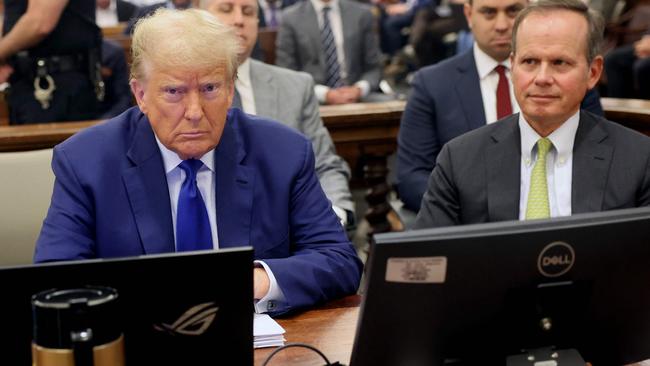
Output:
254,295,361,365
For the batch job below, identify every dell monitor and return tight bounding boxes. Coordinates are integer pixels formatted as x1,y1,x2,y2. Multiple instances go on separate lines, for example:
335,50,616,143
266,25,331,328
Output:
351,207,650,365
0,247,253,365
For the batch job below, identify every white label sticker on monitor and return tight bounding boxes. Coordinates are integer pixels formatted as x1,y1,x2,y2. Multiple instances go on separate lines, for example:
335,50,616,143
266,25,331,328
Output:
385,257,447,283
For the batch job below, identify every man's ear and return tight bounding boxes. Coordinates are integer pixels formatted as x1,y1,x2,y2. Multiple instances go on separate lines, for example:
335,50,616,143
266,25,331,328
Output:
130,79,147,113
587,55,604,90
463,3,473,31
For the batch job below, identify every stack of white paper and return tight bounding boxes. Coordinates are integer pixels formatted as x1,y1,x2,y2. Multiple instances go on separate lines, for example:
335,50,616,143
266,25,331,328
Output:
253,313,286,348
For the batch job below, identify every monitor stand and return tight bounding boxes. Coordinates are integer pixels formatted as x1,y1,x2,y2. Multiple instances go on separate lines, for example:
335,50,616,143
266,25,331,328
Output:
507,347,585,366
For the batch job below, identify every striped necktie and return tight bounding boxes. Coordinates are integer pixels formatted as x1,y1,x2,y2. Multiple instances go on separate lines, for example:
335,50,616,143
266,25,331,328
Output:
321,6,343,88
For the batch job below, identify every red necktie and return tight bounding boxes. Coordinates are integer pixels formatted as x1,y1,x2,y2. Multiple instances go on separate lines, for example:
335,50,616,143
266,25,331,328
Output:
495,65,512,120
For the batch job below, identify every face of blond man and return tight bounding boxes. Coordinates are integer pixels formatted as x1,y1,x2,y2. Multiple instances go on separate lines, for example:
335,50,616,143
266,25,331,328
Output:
464,0,527,62
511,10,603,136
130,63,235,160
206,0,259,63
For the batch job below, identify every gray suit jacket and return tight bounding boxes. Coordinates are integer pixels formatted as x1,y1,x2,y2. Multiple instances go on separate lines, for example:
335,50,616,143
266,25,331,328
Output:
248,59,354,214
276,0,382,91
415,111,650,228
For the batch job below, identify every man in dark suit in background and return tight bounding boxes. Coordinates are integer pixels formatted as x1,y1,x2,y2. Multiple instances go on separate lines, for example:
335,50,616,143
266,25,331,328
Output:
35,8,362,316
414,0,650,229
276,0,384,104
396,0,604,212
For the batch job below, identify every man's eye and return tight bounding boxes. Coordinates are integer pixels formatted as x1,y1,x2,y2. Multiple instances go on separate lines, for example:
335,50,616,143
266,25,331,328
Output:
165,88,178,95
218,4,233,13
201,83,221,97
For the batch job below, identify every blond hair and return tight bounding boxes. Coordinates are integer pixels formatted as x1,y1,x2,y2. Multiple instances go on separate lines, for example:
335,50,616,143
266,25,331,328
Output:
130,8,239,82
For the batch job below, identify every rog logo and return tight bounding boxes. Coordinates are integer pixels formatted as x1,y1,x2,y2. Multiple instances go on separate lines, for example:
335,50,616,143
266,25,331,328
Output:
153,302,219,336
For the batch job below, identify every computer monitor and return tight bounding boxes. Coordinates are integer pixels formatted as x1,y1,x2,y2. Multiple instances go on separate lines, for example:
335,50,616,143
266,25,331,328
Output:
351,207,650,365
0,247,253,365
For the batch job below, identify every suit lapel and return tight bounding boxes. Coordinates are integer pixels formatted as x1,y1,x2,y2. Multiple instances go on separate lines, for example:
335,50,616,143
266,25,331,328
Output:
455,50,487,131
123,114,175,254
572,112,612,213
304,2,324,71
215,110,255,248
486,115,521,221
250,61,279,119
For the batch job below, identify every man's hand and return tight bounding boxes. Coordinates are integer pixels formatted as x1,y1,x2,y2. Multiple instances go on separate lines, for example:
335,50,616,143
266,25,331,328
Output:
634,35,650,59
325,86,362,105
386,3,410,16
253,267,270,300
0,64,14,83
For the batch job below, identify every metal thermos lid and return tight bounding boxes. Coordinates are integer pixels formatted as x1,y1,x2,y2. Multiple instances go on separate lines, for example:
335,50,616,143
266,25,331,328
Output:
32,287,122,349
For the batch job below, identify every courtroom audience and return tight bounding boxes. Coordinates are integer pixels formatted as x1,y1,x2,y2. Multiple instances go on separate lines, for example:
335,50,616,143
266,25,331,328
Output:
125,0,194,34
34,8,362,316
377,0,434,56
276,0,388,104
604,28,650,99
396,0,605,212
414,0,650,228
96,0,139,27
202,0,355,226
257,0,300,27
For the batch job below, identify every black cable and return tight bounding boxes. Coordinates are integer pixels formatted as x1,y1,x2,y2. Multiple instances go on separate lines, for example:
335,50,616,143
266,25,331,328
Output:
261,342,345,366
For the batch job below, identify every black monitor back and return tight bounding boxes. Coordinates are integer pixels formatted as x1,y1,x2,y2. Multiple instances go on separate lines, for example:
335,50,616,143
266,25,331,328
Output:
351,208,650,365
0,247,253,365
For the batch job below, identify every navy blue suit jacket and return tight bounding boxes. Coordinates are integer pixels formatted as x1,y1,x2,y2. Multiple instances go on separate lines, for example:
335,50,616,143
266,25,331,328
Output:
397,49,604,211
35,107,362,315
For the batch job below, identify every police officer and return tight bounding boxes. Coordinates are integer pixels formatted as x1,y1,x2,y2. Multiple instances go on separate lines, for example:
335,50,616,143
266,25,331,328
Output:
0,0,104,124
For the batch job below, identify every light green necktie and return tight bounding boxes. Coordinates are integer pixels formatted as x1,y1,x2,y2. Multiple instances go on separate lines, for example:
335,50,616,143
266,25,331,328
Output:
525,138,552,219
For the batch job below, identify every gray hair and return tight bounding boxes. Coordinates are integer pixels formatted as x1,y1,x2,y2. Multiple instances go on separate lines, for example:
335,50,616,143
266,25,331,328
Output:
511,0,604,64
130,8,239,83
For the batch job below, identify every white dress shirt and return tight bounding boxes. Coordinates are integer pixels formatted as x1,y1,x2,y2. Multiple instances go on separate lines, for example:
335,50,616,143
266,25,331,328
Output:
96,0,119,28
155,137,284,313
473,43,519,124
518,111,580,220
309,0,370,103
235,59,257,115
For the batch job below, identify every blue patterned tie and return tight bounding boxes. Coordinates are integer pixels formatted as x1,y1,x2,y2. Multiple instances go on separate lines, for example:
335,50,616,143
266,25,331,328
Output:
321,6,343,88
176,159,213,251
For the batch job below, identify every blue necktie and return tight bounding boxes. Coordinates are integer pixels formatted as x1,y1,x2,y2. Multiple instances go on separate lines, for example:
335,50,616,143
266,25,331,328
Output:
176,159,213,252
321,6,343,88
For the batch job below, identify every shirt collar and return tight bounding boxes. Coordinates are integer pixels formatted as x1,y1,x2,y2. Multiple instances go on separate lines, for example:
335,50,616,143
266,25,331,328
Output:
237,58,252,89
310,0,339,15
155,135,215,174
519,110,580,163
473,43,511,80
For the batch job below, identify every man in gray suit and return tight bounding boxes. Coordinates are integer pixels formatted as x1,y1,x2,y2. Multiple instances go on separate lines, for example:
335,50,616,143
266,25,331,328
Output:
415,0,650,229
276,0,383,105
202,0,355,225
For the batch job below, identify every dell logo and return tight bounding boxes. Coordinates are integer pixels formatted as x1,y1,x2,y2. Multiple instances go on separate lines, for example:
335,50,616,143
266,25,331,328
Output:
153,302,219,336
537,241,575,278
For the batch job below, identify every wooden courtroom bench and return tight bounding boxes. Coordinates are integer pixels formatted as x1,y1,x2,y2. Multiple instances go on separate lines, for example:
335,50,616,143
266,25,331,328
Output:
601,97,650,136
